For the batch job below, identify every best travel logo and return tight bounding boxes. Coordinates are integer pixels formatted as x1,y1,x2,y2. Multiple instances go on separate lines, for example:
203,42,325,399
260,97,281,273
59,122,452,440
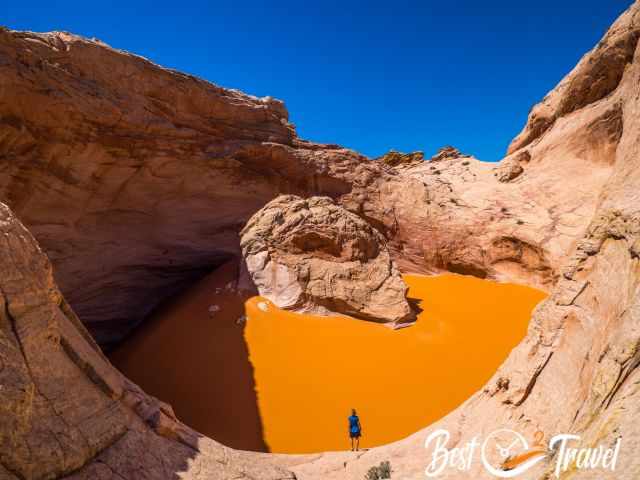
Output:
423,428,622,478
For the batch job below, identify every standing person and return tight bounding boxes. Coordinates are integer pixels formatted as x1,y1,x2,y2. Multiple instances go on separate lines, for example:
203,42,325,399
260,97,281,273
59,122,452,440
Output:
348,408,362,451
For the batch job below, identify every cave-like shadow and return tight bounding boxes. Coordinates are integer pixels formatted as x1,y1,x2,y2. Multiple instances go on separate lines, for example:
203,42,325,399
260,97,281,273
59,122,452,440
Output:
109,259,268,452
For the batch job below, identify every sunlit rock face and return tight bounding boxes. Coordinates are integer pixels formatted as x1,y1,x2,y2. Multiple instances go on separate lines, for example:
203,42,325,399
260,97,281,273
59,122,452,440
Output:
0,26,613,348
0,26,617,348
375,150,424,168
241,195,413,324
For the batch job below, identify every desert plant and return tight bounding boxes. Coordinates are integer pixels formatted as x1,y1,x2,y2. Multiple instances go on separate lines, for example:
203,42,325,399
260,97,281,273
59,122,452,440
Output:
365,460,391,479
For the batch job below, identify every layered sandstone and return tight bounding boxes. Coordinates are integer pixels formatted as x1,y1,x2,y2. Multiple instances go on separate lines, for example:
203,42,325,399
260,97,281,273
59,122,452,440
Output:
429,145,468,162
375,150,424,168
240,195,413,324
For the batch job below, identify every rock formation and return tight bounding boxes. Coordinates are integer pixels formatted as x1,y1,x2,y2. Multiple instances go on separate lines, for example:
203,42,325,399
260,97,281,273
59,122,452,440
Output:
1,0,640,478
429,145,468,162
0,27,388,348
493,150,529,182
0,25,607,347
375,150,424,167
240,195,413,324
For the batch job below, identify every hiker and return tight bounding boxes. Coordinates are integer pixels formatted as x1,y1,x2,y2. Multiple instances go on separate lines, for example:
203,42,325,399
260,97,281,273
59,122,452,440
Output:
348,408,362,451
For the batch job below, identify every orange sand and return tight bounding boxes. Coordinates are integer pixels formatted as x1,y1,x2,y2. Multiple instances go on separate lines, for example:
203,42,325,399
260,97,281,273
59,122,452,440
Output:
244,274,546,453
111,265,545,454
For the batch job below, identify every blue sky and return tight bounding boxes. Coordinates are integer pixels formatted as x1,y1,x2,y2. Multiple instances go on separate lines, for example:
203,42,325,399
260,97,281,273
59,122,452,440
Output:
4,1,632,161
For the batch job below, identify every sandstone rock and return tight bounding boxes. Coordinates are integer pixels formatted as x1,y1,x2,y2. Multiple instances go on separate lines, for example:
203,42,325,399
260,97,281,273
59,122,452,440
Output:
375,150,424,167
493,150,529,182
240,195,413,324
508,3,640,153
430,145,467,162
362,59,623,288
0,28,389,348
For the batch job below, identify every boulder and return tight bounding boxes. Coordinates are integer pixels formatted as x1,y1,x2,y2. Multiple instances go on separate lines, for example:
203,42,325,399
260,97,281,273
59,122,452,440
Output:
375,150,424,167
240,195,413,324
493,150,529,182
429,145,468,162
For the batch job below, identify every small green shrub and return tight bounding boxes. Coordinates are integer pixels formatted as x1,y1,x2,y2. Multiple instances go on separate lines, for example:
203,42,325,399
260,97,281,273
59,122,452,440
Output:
365,460,391,479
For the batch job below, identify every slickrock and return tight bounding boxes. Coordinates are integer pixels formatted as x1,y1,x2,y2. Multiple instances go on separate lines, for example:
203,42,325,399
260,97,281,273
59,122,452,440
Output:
508,5,639,154
240,195,413,324
363,58,624,288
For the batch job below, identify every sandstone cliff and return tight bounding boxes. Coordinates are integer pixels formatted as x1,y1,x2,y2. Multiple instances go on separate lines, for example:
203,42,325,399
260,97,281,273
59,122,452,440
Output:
0,25,610,349
0,28,389,348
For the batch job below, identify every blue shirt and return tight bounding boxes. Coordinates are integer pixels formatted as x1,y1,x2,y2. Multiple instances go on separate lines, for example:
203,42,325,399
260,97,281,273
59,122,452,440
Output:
349,415,360,433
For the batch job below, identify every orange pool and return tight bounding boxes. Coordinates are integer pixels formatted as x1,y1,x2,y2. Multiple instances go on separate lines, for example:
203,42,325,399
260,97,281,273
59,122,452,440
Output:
111,265,545,454
244,274,546,453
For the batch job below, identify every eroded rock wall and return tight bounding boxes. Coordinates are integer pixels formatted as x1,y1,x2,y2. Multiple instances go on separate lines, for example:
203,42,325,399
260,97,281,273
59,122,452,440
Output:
1,25,618,346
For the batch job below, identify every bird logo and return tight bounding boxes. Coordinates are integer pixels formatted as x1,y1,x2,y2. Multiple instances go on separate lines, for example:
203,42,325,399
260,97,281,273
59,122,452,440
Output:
481,429,547,478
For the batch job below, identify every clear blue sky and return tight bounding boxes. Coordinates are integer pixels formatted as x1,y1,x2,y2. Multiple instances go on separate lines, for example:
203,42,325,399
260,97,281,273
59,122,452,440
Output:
4,1,633,161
